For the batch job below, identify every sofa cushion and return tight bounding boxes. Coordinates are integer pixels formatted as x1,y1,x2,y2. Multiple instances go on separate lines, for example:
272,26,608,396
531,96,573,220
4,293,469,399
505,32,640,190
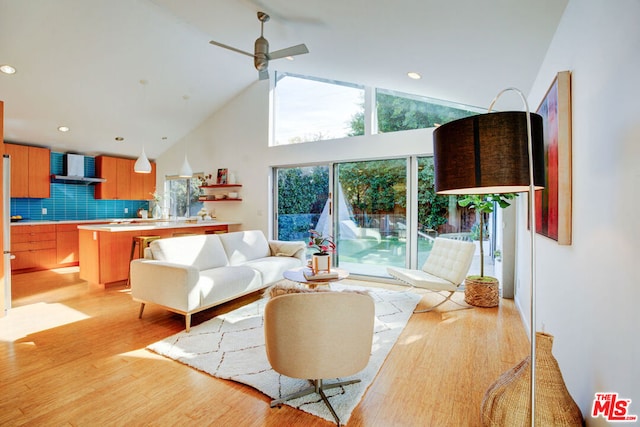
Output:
197,266,262,308
218,230,271,265
149,234,229,271
242,256,303,286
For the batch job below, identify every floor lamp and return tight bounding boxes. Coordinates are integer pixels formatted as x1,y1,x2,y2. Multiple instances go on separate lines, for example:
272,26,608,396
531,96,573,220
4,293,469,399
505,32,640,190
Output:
432,88,544,426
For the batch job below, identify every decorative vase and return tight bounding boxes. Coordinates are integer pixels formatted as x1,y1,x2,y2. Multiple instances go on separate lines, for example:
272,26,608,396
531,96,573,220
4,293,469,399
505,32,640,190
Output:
464,276,499,307
152,203,162,219
481,332,583,426
311,253,331,273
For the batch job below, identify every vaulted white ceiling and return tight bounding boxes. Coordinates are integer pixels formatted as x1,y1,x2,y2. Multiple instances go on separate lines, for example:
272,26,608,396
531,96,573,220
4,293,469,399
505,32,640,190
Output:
0,0,567,159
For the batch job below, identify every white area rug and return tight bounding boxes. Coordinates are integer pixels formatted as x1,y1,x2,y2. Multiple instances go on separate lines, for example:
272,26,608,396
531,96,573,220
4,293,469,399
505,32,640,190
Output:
147,282,420,425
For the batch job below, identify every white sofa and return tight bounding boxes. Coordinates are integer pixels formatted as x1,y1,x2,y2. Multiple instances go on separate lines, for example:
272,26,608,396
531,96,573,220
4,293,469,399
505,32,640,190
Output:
130,230,306,331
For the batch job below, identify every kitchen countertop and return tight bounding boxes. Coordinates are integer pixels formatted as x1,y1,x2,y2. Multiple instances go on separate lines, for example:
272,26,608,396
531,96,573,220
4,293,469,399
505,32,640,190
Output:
77,220,239,232
10,218,166,226
11,218,239,229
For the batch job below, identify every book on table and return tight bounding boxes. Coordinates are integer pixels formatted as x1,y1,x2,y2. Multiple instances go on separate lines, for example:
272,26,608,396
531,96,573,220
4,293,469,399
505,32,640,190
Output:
303,269,339,281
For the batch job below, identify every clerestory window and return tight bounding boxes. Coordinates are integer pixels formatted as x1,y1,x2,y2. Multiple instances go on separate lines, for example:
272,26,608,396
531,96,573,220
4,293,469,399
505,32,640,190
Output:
272,72,484,146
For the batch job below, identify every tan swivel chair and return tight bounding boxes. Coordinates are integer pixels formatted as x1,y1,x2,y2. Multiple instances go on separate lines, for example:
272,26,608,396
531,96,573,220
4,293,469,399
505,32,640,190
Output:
387,237,475,312
264,292,375,426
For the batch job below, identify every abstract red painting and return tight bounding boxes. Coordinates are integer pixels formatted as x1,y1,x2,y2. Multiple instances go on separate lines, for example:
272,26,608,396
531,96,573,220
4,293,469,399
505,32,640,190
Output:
535,71,572,245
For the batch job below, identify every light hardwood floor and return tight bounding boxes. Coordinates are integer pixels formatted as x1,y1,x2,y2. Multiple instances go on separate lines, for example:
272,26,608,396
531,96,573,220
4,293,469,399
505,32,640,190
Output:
1,268,529,426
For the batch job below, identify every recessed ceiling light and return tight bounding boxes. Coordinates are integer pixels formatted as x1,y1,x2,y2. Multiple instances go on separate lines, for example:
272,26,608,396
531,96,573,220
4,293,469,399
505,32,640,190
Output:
57,126,70,132
115,136,124,142
407,72,421,80
0,65,16,75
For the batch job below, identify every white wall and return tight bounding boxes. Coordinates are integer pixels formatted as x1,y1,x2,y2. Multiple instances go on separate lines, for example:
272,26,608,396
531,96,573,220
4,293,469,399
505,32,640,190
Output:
515,0,640,421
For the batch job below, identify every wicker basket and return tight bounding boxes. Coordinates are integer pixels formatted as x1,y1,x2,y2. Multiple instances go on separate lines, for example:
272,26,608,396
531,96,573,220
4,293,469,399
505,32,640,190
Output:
464,277,499,307
481,332,583,426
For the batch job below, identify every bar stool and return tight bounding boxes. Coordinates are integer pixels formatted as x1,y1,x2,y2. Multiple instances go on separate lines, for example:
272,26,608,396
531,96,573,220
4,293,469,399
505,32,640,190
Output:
172,232,199,237
127,235,162,287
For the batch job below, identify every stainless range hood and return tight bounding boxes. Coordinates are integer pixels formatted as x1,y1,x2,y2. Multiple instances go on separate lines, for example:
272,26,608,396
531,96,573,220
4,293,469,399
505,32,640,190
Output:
51,153,106,184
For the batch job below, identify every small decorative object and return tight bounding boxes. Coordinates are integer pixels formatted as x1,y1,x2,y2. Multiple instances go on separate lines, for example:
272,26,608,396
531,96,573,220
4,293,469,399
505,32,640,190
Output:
481,332,583,426
228,191,238,199
216,168,228,184
152,204,162,219
312,253,331,273
308,229,336,273
150,191,163,219
228,172,236,184
197,208,208,220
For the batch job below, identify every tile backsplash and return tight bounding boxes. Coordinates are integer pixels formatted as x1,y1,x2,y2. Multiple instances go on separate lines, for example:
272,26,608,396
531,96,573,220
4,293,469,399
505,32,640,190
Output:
10,152,149,221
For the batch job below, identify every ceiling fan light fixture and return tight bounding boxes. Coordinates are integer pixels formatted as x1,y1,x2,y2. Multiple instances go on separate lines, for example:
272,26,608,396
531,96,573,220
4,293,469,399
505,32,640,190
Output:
134,147,152,174
209,11,309,80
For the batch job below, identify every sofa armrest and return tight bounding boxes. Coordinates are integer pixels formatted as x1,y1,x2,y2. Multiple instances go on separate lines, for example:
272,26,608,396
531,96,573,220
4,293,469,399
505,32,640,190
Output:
268,240,307,263
130,259,201,312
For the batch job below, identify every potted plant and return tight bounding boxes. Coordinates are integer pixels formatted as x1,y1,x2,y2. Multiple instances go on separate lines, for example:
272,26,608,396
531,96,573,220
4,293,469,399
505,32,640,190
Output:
457,193,516,307
308,229,336,273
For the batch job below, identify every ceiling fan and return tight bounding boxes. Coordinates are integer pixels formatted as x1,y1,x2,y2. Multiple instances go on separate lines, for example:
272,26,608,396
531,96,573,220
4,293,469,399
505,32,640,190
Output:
209,11,309,80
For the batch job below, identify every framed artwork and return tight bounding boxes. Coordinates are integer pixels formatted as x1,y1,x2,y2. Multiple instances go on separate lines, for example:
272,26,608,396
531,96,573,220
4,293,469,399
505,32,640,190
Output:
535,70,572,245
216,168,228,184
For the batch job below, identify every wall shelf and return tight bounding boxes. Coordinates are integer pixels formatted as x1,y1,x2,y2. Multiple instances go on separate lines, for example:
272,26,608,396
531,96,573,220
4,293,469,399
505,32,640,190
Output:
199,197,242,202
199,183,242,202
199,184,242,188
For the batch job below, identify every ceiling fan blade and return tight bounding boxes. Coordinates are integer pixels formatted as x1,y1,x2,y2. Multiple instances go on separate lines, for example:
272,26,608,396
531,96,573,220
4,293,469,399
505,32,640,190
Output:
268,44,309,60
209,40,255,58
258,69,269,80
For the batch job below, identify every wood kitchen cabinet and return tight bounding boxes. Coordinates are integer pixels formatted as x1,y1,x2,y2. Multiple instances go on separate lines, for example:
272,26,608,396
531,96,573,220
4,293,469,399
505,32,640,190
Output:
116,158,132,199
131,161,156,200
11,224,57,271
4,143,50,198
95,155,155,200
56,223,80,265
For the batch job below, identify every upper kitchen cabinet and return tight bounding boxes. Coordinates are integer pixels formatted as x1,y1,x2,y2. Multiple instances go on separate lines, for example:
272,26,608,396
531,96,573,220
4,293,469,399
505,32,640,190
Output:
131,161,156,200
4,143,50,198
95,155,155,200
116,157,132,200
94,156,117,199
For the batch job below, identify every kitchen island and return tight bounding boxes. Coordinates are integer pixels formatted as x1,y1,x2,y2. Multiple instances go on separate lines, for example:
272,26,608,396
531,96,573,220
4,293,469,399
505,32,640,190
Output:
78,220,240,287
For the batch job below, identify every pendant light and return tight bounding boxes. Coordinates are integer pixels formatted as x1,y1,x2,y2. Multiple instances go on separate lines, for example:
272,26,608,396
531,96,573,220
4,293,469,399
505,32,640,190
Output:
178,94,193,178
134,79,152,173
134,146,152,173
178,154,193,178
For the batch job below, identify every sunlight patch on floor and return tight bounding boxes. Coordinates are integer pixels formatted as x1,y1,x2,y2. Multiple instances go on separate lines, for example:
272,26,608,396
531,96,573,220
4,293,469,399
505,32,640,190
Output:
0,302,90,341
47,266,82,275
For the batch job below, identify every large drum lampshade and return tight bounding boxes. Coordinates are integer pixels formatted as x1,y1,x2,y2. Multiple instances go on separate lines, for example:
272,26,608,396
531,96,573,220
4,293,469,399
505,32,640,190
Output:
433,111,545,195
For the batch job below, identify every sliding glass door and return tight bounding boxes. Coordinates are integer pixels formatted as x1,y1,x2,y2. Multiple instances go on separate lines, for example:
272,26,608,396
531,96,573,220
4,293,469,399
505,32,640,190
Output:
334,159,407,276
275,165,330,243
273,157,494,278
